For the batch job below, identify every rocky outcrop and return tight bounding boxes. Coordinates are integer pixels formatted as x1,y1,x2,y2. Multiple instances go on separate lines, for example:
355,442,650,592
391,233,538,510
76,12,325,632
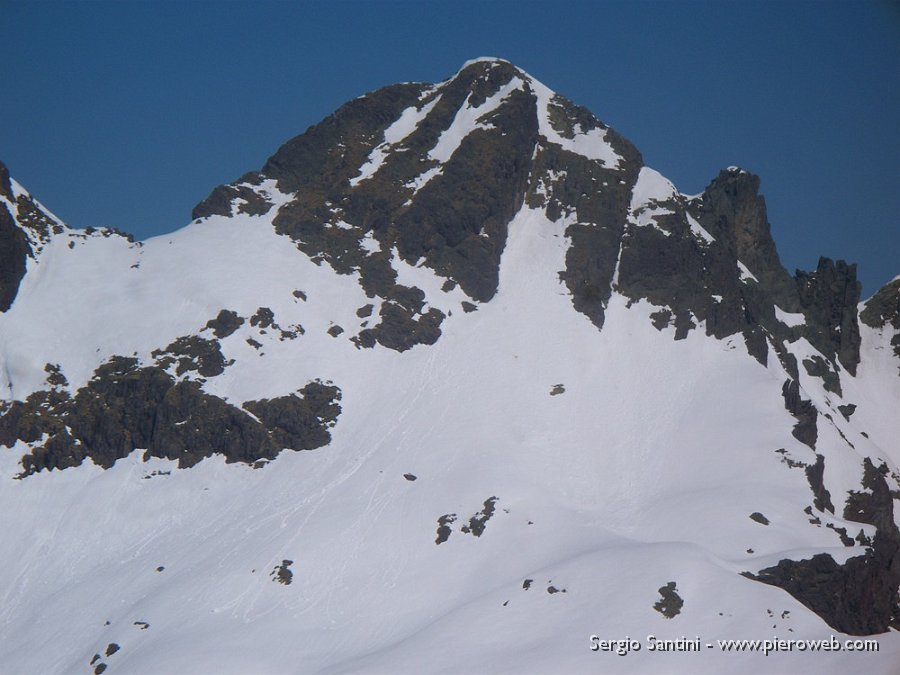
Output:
192,173,273,220
354,286,445,353
607,168,797,364
861,278,900,330
0,202,31,312
535,117,641,329
781,379,818,449
192,61,550,350
204,309,245,338
861,278,900,370
693,169,799,312
796,257,861,375
194,60,643,339
0,342,342,475
751,459,900,635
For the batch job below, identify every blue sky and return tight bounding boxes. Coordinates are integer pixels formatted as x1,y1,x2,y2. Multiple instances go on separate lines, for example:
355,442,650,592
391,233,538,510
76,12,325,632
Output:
2,0,897,294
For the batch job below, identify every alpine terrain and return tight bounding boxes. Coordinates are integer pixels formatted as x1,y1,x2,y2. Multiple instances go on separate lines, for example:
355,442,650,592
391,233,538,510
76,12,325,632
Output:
1,58,899,674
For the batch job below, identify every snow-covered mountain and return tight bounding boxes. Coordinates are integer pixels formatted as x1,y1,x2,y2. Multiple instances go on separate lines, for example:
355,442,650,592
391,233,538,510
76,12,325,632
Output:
1,58,898,674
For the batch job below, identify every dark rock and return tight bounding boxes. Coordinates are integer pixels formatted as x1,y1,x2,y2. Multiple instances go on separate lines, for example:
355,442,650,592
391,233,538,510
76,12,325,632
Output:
94,664,107,675
750,458,900,634
0,160,12,201
0,203,31,312
805,454,835,513
293,289,307,301
522,579,533,590
860,278,900,370
768,341,798,382
460,497,498,537
243,382,342,452
781,379,818,449
435,514,456,545
16,193,60,244
825,523,855,546
796,258,861,375
403,473,417,481
357,288,445,352
860,278,900,330
270,560,294,585
693,169,798,312
279,326,303,340
653,582,683,618
249,307,275,329
837,404,856,421
549,384,565,396
263,82,426,195
350,330,377,350
802,356,842,396
743,327,769,366
205,309,244,338
192,174,272,220
551,135,640,330
152,335,228,378
327,325,344,337
105,643,119,657
649,310,672,331
2,355,342,475
749,512,770,525
604,169,811,366
391,85,539,302
356,304,374,318
44,363,68,389
461,301,477,313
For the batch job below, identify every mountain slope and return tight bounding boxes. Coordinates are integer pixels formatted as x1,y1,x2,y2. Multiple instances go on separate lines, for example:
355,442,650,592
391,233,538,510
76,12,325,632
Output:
1,58,898,674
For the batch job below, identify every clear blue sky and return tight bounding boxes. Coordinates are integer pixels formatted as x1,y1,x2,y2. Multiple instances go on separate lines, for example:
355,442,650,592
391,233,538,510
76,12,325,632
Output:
2,0,897,294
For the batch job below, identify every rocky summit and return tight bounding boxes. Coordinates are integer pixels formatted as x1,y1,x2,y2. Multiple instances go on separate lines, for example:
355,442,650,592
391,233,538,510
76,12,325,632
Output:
1,58,898,674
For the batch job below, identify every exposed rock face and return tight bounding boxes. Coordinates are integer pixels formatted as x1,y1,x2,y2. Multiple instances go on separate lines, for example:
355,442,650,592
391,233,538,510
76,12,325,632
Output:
805,454,835,514
693,170,798,312
151,335,229,378
796,257,862,375
860,278,900,370
0,202,31,312
861,278,900,330
781,379,818,449
537,122,641,329
204,309,245,338
271,62,540,304
192,172,272,220
606,168,795,362
1,160,69,312
193,60,642,338
0,348,342,475
752,459,900,635
354,285,445,352
653,581,684,618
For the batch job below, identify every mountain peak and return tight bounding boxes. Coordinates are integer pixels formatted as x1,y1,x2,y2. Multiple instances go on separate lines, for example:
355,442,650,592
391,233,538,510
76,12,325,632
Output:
3,63,900,671
459,55,511,68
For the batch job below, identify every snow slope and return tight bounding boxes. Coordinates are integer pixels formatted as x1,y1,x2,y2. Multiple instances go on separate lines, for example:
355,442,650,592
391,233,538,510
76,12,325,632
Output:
0,205,897,673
